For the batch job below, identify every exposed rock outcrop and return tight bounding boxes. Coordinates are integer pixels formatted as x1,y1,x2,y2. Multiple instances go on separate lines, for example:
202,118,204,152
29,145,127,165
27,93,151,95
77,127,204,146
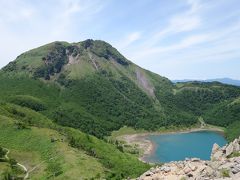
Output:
137,136,240,180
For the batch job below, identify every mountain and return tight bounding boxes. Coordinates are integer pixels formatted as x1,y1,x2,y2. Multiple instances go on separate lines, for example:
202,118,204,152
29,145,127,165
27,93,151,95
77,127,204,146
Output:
173,78,240,86
1,39,240,179
206,78,240,86
2,40,198,138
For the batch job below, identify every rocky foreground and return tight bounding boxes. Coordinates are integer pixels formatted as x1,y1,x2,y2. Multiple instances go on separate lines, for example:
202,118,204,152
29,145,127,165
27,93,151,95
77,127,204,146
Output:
137,137,240,180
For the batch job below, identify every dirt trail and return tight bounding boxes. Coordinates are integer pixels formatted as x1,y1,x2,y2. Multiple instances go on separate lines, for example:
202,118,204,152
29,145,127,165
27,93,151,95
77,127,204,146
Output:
3,148,29,179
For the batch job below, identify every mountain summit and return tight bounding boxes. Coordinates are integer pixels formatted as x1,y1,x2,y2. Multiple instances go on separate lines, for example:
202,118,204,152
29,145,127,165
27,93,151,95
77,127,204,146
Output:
4,40,166,97
5,40,129,79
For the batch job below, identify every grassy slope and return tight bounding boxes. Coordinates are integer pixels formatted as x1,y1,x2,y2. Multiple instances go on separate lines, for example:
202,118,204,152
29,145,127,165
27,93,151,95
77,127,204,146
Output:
0,101,150,179
0,115,106,179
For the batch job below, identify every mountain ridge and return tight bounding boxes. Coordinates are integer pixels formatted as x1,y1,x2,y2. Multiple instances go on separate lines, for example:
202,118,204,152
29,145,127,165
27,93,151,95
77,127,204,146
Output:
172,78,240,86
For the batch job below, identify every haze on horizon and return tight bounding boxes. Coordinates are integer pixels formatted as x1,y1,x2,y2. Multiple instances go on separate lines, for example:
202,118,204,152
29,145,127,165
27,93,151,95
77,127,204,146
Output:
0,0,240,80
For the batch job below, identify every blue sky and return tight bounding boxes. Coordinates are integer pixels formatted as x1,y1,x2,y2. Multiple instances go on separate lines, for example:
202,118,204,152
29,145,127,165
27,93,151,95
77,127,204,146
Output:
0,0,240,80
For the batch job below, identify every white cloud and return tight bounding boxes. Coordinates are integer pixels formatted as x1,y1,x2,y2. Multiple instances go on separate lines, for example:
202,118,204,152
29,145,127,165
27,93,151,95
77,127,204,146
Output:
0,1,35,23
130,0,203,53
130,21,240,63
154,0,203,40
63,1,82,16
127,0,239,61
116,32,142,50
130,34,209,59
61,0,104,19
187,0,202,14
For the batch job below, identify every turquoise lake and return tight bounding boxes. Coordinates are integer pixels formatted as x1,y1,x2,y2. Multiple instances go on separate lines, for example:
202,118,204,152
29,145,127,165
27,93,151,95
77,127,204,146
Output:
145,131,227,163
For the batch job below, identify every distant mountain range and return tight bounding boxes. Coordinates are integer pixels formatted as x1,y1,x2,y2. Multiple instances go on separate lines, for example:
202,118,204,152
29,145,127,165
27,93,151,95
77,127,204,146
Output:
172,78,240,86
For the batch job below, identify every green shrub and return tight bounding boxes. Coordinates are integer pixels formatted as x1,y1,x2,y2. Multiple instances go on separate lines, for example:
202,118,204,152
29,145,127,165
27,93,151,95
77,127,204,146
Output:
0,147,6,158
9,95,46,111
64,128,150,178
226,121,240,141
221,168,230,177
9,159,17,167
228,151,240,158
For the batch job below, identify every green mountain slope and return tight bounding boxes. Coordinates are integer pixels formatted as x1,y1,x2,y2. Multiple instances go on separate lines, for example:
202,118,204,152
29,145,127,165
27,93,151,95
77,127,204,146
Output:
0,102,149,179
2,40,240,139
2,40,197,138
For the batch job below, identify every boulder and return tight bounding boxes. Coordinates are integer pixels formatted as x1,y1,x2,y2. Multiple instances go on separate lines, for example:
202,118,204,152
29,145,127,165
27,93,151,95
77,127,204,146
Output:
154,167,161,173
218,162,235,170
188,163,197,171
234,157,240,164
212,143,220,154
231,164,240,174
144,171,153,176
149,167,156,173
222,145,227,151
198,165,207,173
232,171,240,179
183,166,192,174
176,170,185,175
160,166,171,173
205,166,214,176
233,139,240,152
226,142,234,157
191,158,201,162
210,161,221,169
212,151,224,161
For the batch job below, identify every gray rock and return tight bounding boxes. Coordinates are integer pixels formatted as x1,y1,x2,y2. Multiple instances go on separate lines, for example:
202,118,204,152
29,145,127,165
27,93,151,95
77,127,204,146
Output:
222,145,227,151
218,162,235,170
188,163,197,171
212,143,220,154
232,171,240,179
226,142,234,157
231,164,240,174
205,166,214,176
183,166,192,174
160,166,171,173
191,158,201,162
149,167,155,173
145,171,153,176
234,157,240,164
233,139,240,152
212,151,224,161
210,161,221,169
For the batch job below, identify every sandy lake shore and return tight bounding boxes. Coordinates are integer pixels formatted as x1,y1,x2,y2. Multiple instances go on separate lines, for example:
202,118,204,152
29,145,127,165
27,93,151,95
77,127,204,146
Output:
118,126,225,163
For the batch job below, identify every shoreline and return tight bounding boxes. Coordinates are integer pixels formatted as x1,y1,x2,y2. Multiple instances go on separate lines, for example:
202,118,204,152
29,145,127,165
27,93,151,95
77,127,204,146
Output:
118,126,225,163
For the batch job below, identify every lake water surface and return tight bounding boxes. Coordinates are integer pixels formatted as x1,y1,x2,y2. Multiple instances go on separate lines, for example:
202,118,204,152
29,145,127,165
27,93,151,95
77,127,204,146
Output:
145,131,227,163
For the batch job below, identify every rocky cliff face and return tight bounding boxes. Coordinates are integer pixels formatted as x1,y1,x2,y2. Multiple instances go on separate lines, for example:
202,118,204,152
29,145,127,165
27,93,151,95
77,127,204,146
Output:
138,137,240,180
